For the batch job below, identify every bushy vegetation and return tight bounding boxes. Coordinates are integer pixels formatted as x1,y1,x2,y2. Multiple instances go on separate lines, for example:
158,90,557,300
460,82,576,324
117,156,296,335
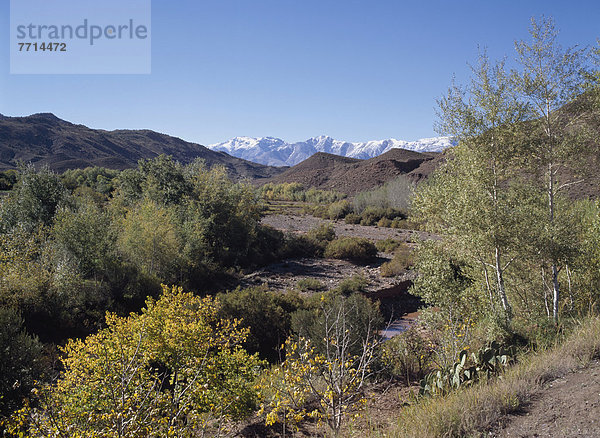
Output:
353,176,414,214
296,278,326,292
259,182,346,204
0,157,292,343
7,286,264,437
380,243,414,277
0,170,17,191
4,17,600,438
324,237,378,261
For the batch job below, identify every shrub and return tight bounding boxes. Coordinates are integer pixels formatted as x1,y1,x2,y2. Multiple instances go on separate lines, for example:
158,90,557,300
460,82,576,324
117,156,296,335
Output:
380,244,414,277
377,217,392,227
11,286,264,437
217,286,305,362
307,223,336,243
0,308,44,415
376,238,402,253
344,213,361,224
324,237,378,261
378,326,434,383
391,218,420,230
297,278,327,292
328,200,352,220
334,274,369,294
311,205,329,218
279,232,319,258
353,176,414,214
359,206,388,226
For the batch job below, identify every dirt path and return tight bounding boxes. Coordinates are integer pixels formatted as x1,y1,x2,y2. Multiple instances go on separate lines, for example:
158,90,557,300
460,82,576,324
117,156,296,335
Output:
497,360,600,437
261,214,435,244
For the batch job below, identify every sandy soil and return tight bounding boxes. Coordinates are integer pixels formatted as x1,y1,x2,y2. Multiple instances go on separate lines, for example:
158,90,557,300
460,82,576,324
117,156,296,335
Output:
497,360,600,437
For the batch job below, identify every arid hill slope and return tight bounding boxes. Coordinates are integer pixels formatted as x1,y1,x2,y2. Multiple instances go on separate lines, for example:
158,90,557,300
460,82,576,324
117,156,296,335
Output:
262,148,441,194
0,113,284,180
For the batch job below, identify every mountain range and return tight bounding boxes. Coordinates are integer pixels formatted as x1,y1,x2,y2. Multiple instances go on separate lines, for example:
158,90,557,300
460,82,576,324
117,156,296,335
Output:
0,113,283,180
209,135,455,166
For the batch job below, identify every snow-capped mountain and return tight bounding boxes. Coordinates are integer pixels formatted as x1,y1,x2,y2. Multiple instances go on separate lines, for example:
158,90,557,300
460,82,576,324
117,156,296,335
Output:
209,135,454,167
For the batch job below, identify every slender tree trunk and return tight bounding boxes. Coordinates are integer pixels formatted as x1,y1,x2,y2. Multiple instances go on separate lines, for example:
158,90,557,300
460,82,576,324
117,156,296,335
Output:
495,247,512,319
548,161,560,324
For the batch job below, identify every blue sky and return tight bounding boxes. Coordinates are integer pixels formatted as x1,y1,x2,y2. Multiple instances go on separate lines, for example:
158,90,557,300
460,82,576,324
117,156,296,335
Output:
1,0,599,145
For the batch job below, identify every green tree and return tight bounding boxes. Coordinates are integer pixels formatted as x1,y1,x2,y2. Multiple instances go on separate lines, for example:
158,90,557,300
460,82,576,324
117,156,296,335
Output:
117,199,180,280
514,16,593,322
52,197,116,279
0,164,67,232
414,53,531,319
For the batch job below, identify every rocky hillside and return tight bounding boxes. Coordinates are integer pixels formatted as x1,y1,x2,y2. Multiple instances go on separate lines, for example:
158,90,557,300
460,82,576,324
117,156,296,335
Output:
263,148,441,194
0,113,284,180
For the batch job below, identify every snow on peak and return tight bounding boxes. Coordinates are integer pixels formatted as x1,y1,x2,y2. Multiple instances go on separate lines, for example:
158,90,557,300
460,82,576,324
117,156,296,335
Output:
209,136,454,167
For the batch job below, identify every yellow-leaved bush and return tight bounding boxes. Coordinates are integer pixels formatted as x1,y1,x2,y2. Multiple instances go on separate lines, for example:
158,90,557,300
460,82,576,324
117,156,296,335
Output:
6,285,263,438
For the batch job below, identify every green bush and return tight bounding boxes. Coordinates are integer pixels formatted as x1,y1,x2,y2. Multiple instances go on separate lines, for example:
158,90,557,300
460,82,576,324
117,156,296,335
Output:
324,237,377,261
0,308,44,415
376,238,402,253
359,206,387,226
291,291,382,356
344,213,361,224
377,217,392,227
353,176,414,214
307,223,336,243
334,274,369,294
296,278,327,292
380,243,414,277
378,326,434,383
328,200,352,220
390,218,420,230
217,286,305,363
311,205,329,218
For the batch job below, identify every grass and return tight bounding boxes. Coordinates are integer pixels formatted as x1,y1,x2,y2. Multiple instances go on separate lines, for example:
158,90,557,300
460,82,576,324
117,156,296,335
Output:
365,316,600,438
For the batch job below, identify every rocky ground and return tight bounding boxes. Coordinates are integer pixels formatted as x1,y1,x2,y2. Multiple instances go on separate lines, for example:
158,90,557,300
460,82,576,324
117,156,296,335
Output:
496,359,600,437
261,213,435,245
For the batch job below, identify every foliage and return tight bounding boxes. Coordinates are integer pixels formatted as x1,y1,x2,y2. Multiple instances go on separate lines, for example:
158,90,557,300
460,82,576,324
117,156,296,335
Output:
380,243,414,277
260,293,383,434
10,286,263,437
419,341,515,397
513,17,595,322
61,166,119,195
51,196,116,279
0,164,68,232
217,286,305,363
0,308,44,416
327,200,352,220
375,238,403,253
296,278,327,292
259,182,346,204
117,199,180,280
344,213,361,224
353,176,414,214
324,237,377,261
0,170,18,191
291,292,382,357
333,275,369,295
378,326,434,384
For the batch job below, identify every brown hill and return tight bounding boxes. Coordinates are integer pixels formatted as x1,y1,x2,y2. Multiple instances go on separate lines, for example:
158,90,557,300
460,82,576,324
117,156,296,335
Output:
0,113,284,180
264,148,440,194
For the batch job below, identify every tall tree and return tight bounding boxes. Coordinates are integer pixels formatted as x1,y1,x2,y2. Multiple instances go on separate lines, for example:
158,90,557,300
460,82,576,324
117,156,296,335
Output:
414,53,530,319
514,16,591,322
